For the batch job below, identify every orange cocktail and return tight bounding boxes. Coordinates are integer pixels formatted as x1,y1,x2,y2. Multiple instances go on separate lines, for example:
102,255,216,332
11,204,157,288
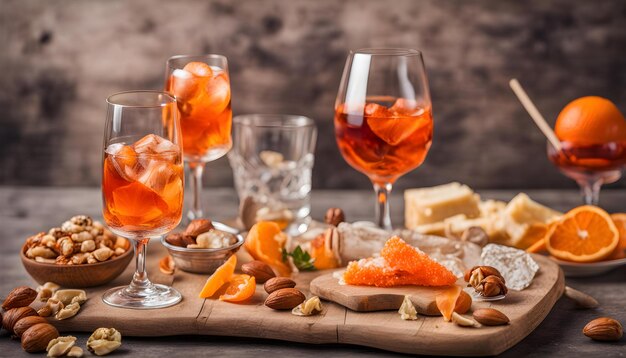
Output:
335,97,433,184
103,134,184,236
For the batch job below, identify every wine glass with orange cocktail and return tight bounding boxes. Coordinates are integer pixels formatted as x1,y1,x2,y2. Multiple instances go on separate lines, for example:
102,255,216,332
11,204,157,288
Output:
165,55,232,221
102,91,184,309
548,96,626,205
334,48,433,230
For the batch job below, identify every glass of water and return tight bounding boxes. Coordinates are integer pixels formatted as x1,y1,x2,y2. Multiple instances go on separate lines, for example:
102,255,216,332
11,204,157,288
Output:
228,114,317,235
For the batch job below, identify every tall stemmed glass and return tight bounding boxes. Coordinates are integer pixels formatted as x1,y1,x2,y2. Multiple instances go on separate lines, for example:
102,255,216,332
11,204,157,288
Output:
102,91,183,309
165,55,232,221
334,48,433,230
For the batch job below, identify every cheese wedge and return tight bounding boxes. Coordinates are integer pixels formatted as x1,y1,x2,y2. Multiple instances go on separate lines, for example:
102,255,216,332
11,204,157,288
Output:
404,182,481,229
503,193,562,247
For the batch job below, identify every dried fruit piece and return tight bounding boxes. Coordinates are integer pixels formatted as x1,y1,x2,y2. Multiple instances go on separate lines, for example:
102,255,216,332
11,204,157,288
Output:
473,308,510,326
309,228,341,270
546,206,619,262
435,286,462,321
244,221,291,276
583,317,623,341
199,255,236,298
219,274,256,303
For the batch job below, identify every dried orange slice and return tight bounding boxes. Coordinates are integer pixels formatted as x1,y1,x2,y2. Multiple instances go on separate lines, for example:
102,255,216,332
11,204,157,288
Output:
199,255,236,298
608,213,626,260
244,222,291,276
219,274,256,302
546,206,619,263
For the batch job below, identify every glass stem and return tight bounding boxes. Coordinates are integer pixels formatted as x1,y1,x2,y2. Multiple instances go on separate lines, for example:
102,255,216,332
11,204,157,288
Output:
189,161,205,220
128,238,151,294
373,182,393,231
577,178,602,206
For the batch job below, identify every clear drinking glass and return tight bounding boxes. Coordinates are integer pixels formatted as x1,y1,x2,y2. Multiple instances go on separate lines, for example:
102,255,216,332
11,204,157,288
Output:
165,54,232,221
101,91,183,309
334,48,433,230
228,114,317,235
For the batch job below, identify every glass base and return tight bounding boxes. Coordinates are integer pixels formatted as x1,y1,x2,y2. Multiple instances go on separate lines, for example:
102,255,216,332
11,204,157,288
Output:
102,284,182,309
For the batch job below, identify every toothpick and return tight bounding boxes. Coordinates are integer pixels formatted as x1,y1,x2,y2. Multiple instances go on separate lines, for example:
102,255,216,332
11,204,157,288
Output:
509,79,561,151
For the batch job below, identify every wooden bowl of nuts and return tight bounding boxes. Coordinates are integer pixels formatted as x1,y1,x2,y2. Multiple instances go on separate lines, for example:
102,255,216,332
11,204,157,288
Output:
20,215,133,288
161,219,244,274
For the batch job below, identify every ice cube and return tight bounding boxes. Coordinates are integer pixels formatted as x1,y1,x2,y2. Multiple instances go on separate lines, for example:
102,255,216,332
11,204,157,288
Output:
106,144,139,181
390,98,424,116
134,134,163,154
169,69,199,102
137,160,178,196
204,73,231,115
364,103,388,117
183,62,213,77
154,138,179,154
106,143,124,155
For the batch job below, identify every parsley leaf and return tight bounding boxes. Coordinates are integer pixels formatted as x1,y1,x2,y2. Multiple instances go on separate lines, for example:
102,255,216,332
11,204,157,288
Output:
282,245,316,271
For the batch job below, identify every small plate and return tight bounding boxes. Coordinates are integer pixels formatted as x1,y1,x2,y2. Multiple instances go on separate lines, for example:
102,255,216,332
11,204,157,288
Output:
549,257,626,277
463,287,506,302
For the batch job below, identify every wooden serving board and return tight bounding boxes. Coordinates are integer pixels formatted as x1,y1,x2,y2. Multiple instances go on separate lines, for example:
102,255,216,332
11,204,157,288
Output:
44,242,564,356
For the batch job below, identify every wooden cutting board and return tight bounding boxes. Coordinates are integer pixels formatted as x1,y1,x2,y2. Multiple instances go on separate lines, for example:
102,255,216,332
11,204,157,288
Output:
43,242,564,356
310,273,457,315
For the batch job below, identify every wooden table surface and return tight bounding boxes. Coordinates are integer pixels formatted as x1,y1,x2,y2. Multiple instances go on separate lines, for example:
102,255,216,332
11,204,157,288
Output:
1,187,625,357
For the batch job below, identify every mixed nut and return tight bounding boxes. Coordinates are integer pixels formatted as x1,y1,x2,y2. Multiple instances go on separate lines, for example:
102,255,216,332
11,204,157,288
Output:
165,219,236,249
464,265,508,297
24,215,129,265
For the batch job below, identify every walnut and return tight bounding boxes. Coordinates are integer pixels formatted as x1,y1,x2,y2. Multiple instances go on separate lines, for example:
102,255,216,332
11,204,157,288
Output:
52,290,87,306
55,302,80,320
36,282,61,302
87,328,122,356
46,336,77,357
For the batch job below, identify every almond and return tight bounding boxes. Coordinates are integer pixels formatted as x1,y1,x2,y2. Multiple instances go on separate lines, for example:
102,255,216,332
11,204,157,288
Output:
242,261,276,283
473,308,510,326
184,219,213,237
2,306,38,334
13,315,48,337
264,277,296,294
21,323,59,353
2,286,37,310
265,288,305,310
165,233,185,247
583,317,623,341
454,290,472,315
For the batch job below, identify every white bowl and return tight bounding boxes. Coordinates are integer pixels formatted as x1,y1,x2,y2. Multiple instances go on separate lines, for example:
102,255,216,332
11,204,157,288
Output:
549,256,626,277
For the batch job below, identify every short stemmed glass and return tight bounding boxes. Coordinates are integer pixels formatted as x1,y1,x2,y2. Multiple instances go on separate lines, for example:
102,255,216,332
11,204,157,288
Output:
334,48,433,230
102,91,184,309
165,55,232,221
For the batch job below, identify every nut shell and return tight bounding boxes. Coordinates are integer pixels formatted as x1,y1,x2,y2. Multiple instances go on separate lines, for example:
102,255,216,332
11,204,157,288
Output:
473,308,510,326
242,261,276,283
14,315,48,337
264,277,296,294
21,323,59,353
2,286,37,310
2,306,38,333
265,288,305,310
583,317,623,341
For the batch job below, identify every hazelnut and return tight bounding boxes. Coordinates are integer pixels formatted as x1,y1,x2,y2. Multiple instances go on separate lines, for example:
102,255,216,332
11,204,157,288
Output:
324,208,345,227
21,323,59,353
14,315,48,337
477,275,508,297
2,286,37,310
2,306,38,334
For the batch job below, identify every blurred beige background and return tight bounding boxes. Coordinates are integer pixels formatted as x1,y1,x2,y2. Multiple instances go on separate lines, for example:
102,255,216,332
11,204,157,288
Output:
1,0,625,190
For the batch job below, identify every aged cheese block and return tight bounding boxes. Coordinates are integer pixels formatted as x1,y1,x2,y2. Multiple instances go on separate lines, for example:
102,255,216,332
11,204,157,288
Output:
404,182,481,229
503,193,562,247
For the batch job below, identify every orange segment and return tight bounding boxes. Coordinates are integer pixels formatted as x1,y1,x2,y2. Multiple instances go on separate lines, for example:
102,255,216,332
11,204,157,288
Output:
608,213,626,260
343,237,456,287
546,206,619,263
244,222,291,276
435,285,462,322
555,96,626,145
367,114,425,146
219,274,256,302
310,234,340,270
199,255,237,298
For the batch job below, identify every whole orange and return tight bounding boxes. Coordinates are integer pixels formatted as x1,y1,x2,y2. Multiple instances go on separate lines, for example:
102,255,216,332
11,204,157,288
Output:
555,96,626,145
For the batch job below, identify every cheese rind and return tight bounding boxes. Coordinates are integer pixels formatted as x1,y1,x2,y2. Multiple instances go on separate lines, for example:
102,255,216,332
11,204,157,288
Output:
404,182,481,229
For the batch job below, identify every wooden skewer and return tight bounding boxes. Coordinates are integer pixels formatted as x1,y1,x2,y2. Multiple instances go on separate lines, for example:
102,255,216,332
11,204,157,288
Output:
509,79,562,151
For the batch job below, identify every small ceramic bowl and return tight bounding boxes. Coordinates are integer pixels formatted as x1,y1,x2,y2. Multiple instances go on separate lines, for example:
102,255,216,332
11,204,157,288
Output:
20,240,133,288
161,221,244,274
